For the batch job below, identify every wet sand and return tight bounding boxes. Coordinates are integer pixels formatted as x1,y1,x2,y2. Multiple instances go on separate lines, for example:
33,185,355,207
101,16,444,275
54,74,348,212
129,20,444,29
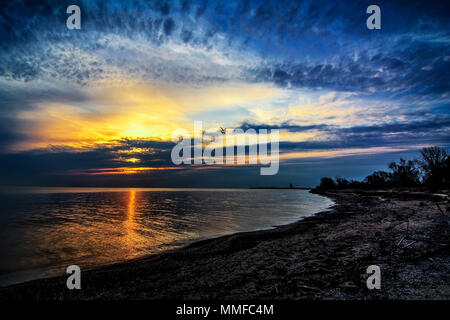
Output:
1,190,449,300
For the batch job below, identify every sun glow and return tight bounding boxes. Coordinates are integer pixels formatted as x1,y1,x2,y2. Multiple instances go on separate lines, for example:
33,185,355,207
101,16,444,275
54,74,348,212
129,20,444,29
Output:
67,167,183,175
11,81,286,151
115,157,141,164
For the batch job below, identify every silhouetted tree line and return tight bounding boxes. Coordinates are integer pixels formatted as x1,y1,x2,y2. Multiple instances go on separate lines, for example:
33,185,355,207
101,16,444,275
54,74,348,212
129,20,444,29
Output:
316,147,450,191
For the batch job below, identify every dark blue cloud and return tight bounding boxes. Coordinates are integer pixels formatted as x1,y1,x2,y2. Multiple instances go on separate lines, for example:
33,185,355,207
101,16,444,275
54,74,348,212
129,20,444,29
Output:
239,121,329,133
242,117,450,152
0,138,177,185
1,0,449,94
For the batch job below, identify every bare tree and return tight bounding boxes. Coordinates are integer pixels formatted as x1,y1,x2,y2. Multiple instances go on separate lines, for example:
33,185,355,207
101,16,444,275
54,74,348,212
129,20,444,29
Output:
388,158,420,187
419,146,448,189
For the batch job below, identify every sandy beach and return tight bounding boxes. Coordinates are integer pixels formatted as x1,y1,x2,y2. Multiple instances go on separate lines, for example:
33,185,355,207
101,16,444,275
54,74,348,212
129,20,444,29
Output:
1,190,449,300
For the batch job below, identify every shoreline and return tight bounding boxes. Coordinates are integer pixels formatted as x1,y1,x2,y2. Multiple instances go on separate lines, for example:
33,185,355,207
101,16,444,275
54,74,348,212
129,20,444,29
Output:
0,189,332,288
1,190,448,299
0,190,334,288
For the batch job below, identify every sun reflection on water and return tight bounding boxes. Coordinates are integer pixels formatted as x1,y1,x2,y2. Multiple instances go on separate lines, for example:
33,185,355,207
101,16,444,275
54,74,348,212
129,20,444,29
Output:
127,190,136,218
123,189,138,252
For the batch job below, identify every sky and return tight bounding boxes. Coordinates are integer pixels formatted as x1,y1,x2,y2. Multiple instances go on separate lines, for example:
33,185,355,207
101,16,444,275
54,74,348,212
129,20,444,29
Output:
0,0,449,187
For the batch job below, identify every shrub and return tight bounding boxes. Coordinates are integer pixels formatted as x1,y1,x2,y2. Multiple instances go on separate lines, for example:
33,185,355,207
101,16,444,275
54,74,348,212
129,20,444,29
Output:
318,177,336,190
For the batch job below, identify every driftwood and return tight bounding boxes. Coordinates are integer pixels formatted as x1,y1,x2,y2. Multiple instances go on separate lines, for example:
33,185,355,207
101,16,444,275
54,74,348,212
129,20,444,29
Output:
402,240,417,248
406,236,449,245
396,235,406,247
298,285,321,291
436,203,446,216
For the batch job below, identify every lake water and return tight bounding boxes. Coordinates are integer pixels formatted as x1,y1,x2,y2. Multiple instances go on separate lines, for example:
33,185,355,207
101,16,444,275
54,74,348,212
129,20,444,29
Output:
0,188,333,286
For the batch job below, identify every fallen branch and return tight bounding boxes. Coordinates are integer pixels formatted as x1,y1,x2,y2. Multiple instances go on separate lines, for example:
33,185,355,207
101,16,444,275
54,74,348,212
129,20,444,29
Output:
396,235,406,247
436,203,446,216
403,240,417,248
406,236,449,244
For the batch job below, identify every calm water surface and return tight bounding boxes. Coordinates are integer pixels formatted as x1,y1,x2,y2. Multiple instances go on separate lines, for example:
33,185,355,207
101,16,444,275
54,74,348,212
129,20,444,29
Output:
0,188,333,286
